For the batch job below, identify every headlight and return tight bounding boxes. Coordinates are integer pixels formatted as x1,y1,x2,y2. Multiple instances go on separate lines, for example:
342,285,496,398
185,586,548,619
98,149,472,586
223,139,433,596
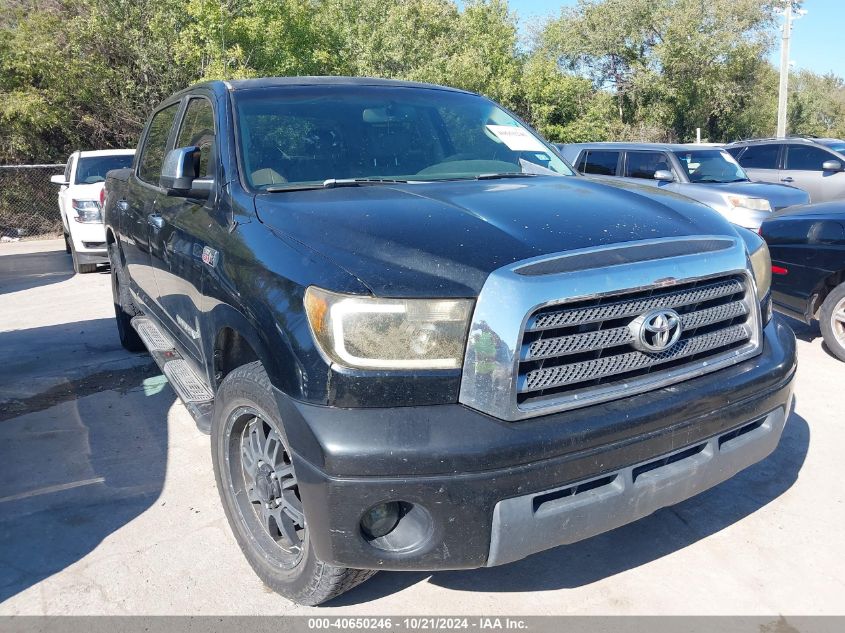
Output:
726,195,772,213
304,287,473,370
736,227,772,298
71,199,103,223
749,240,772,298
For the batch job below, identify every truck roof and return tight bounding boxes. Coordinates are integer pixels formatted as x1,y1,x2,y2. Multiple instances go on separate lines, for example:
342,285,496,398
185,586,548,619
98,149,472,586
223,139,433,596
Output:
185,76,474,95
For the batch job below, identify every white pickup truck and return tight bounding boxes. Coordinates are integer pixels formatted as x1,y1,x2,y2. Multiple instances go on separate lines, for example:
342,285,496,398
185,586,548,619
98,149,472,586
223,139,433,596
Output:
50,149,135,273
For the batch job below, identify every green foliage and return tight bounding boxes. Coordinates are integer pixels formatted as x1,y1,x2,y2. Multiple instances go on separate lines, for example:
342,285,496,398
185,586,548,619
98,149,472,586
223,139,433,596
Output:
542,0,779,142
0,0,842,164
788,71,845,139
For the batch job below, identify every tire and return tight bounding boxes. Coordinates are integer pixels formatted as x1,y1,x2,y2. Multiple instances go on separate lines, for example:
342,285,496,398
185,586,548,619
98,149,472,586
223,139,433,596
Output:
819,282,845,362
70,240,98,274
212,362,376,605
109,242,145,352
63,230,71,254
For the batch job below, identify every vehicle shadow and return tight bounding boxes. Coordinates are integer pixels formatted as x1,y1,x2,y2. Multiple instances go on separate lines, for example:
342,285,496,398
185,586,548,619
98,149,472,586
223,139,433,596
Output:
335,405,810,604
781,314,818,343
0,324,170,604
0,247,77,294
779,315,841,361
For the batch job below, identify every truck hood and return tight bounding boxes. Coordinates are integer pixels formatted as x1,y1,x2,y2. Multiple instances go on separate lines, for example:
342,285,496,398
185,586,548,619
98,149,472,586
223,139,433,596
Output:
254,176,735,297
703,181,809,210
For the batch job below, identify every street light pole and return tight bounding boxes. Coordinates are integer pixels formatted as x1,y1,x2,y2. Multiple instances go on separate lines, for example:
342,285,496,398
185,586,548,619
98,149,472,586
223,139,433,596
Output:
776,3,793,138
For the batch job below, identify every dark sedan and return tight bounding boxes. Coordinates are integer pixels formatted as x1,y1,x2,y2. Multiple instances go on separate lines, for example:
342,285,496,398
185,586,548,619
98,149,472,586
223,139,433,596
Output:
760,200,845,360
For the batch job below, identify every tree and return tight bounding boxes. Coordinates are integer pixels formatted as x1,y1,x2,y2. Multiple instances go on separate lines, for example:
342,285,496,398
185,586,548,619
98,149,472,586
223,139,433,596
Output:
541,0,779,142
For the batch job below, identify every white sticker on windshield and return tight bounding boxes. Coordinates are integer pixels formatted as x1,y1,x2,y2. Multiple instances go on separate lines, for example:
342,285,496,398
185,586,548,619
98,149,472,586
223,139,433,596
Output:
486,125,547,152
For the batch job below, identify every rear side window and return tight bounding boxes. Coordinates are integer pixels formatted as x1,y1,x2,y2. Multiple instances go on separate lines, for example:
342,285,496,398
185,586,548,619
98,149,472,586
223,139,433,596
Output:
625,151,671,179
580,150,620,176
176,98,216,178
785,145,835,171
736,144,781,170
138,103,179,185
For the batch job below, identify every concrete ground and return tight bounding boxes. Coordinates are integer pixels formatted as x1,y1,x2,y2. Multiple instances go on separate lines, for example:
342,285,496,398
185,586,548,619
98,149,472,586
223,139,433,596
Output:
0,239,842,616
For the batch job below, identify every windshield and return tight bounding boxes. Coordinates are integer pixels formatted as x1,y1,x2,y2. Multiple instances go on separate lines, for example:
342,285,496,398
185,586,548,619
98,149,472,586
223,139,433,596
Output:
821,140,845,154
74,154,134,184
233,85,573,190
673,150,748,183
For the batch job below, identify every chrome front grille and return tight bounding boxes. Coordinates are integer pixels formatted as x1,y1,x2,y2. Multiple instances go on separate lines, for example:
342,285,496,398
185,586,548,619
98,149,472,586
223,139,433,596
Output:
458,236,762,422
517,274,757,407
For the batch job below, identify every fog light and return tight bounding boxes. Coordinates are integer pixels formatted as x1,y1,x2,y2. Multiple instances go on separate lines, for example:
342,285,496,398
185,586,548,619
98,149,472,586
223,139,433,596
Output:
361,502,401,539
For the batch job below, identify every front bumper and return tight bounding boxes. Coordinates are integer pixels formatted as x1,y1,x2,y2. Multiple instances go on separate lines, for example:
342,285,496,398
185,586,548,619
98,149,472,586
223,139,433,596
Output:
69,221,107,259
278,316,796,571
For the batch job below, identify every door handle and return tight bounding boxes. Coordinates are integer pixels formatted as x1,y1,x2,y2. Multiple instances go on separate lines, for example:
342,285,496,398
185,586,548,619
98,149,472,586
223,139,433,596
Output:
147,213,164,230
781,177,794,183
116,200,129,212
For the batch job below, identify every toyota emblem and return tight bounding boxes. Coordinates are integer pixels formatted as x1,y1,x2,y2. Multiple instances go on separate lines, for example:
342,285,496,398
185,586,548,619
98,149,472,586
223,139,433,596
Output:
630,308,683,353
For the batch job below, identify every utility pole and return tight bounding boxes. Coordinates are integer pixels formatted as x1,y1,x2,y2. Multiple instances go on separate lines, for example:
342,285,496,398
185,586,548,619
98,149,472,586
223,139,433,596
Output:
776,3,793,138
776,2,806,138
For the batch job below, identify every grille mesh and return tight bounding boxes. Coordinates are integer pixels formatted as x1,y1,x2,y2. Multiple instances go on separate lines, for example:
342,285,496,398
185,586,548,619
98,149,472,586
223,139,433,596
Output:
518,275,754,406
522,324,749,392
527,278,744,331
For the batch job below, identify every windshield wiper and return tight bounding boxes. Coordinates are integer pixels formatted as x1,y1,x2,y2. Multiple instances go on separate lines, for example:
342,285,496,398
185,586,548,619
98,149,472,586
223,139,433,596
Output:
475,172,538,180
264,177,407,193
322,178,408,188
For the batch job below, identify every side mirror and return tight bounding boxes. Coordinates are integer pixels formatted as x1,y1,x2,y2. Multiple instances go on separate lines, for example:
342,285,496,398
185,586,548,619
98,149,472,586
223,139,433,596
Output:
822,160,842,172
654,169,675,182
160,146,213,198
50,174,67,185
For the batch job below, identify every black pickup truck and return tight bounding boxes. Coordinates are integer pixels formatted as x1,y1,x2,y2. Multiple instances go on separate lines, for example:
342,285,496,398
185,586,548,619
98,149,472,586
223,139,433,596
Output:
103,77,796,605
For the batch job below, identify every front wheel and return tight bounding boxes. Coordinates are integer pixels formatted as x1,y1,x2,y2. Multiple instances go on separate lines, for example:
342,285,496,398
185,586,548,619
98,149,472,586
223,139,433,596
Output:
211,362,376,605
70,240,98,274
820,282,845,362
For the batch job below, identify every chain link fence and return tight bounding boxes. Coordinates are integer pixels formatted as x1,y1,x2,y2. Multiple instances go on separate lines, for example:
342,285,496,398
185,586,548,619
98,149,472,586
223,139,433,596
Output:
0,164,66,241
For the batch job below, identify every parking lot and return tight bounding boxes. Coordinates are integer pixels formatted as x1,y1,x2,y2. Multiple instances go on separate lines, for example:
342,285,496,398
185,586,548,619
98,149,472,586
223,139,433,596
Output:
0,238,843,616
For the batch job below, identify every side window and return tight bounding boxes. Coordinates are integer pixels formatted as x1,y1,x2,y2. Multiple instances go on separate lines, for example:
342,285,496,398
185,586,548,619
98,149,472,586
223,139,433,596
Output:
625,151,671,179
725,147,744,159
785,145,835,171
581,150,620,176
737,144,781,170
138,103,179,185
176,98,216,178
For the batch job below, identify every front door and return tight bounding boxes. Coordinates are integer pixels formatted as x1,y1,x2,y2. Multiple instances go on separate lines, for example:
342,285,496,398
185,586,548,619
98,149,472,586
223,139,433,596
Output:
121,102,181,311
149,96,218,363
782,144,845,203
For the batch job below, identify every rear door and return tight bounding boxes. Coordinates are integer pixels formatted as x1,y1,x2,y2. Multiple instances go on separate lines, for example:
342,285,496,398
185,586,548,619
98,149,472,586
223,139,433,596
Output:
782,143,845,203
735,143,783,185
149,95,218,362
121,102,181,312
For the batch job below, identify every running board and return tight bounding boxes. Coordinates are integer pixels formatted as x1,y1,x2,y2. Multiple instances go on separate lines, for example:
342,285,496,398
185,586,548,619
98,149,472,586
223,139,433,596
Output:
131,316,213,434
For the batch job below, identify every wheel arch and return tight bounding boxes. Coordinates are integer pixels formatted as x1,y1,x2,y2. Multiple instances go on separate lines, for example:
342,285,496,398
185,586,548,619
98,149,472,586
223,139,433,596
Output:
811,268,845,318
205,302,305,399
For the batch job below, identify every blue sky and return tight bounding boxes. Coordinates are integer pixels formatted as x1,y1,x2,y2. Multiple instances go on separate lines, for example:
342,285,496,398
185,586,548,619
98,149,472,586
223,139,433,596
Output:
490,0,844,79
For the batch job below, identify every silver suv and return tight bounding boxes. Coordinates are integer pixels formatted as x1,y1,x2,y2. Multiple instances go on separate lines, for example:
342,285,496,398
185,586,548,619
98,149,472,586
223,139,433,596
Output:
557,142,809,230
725,137,845,203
